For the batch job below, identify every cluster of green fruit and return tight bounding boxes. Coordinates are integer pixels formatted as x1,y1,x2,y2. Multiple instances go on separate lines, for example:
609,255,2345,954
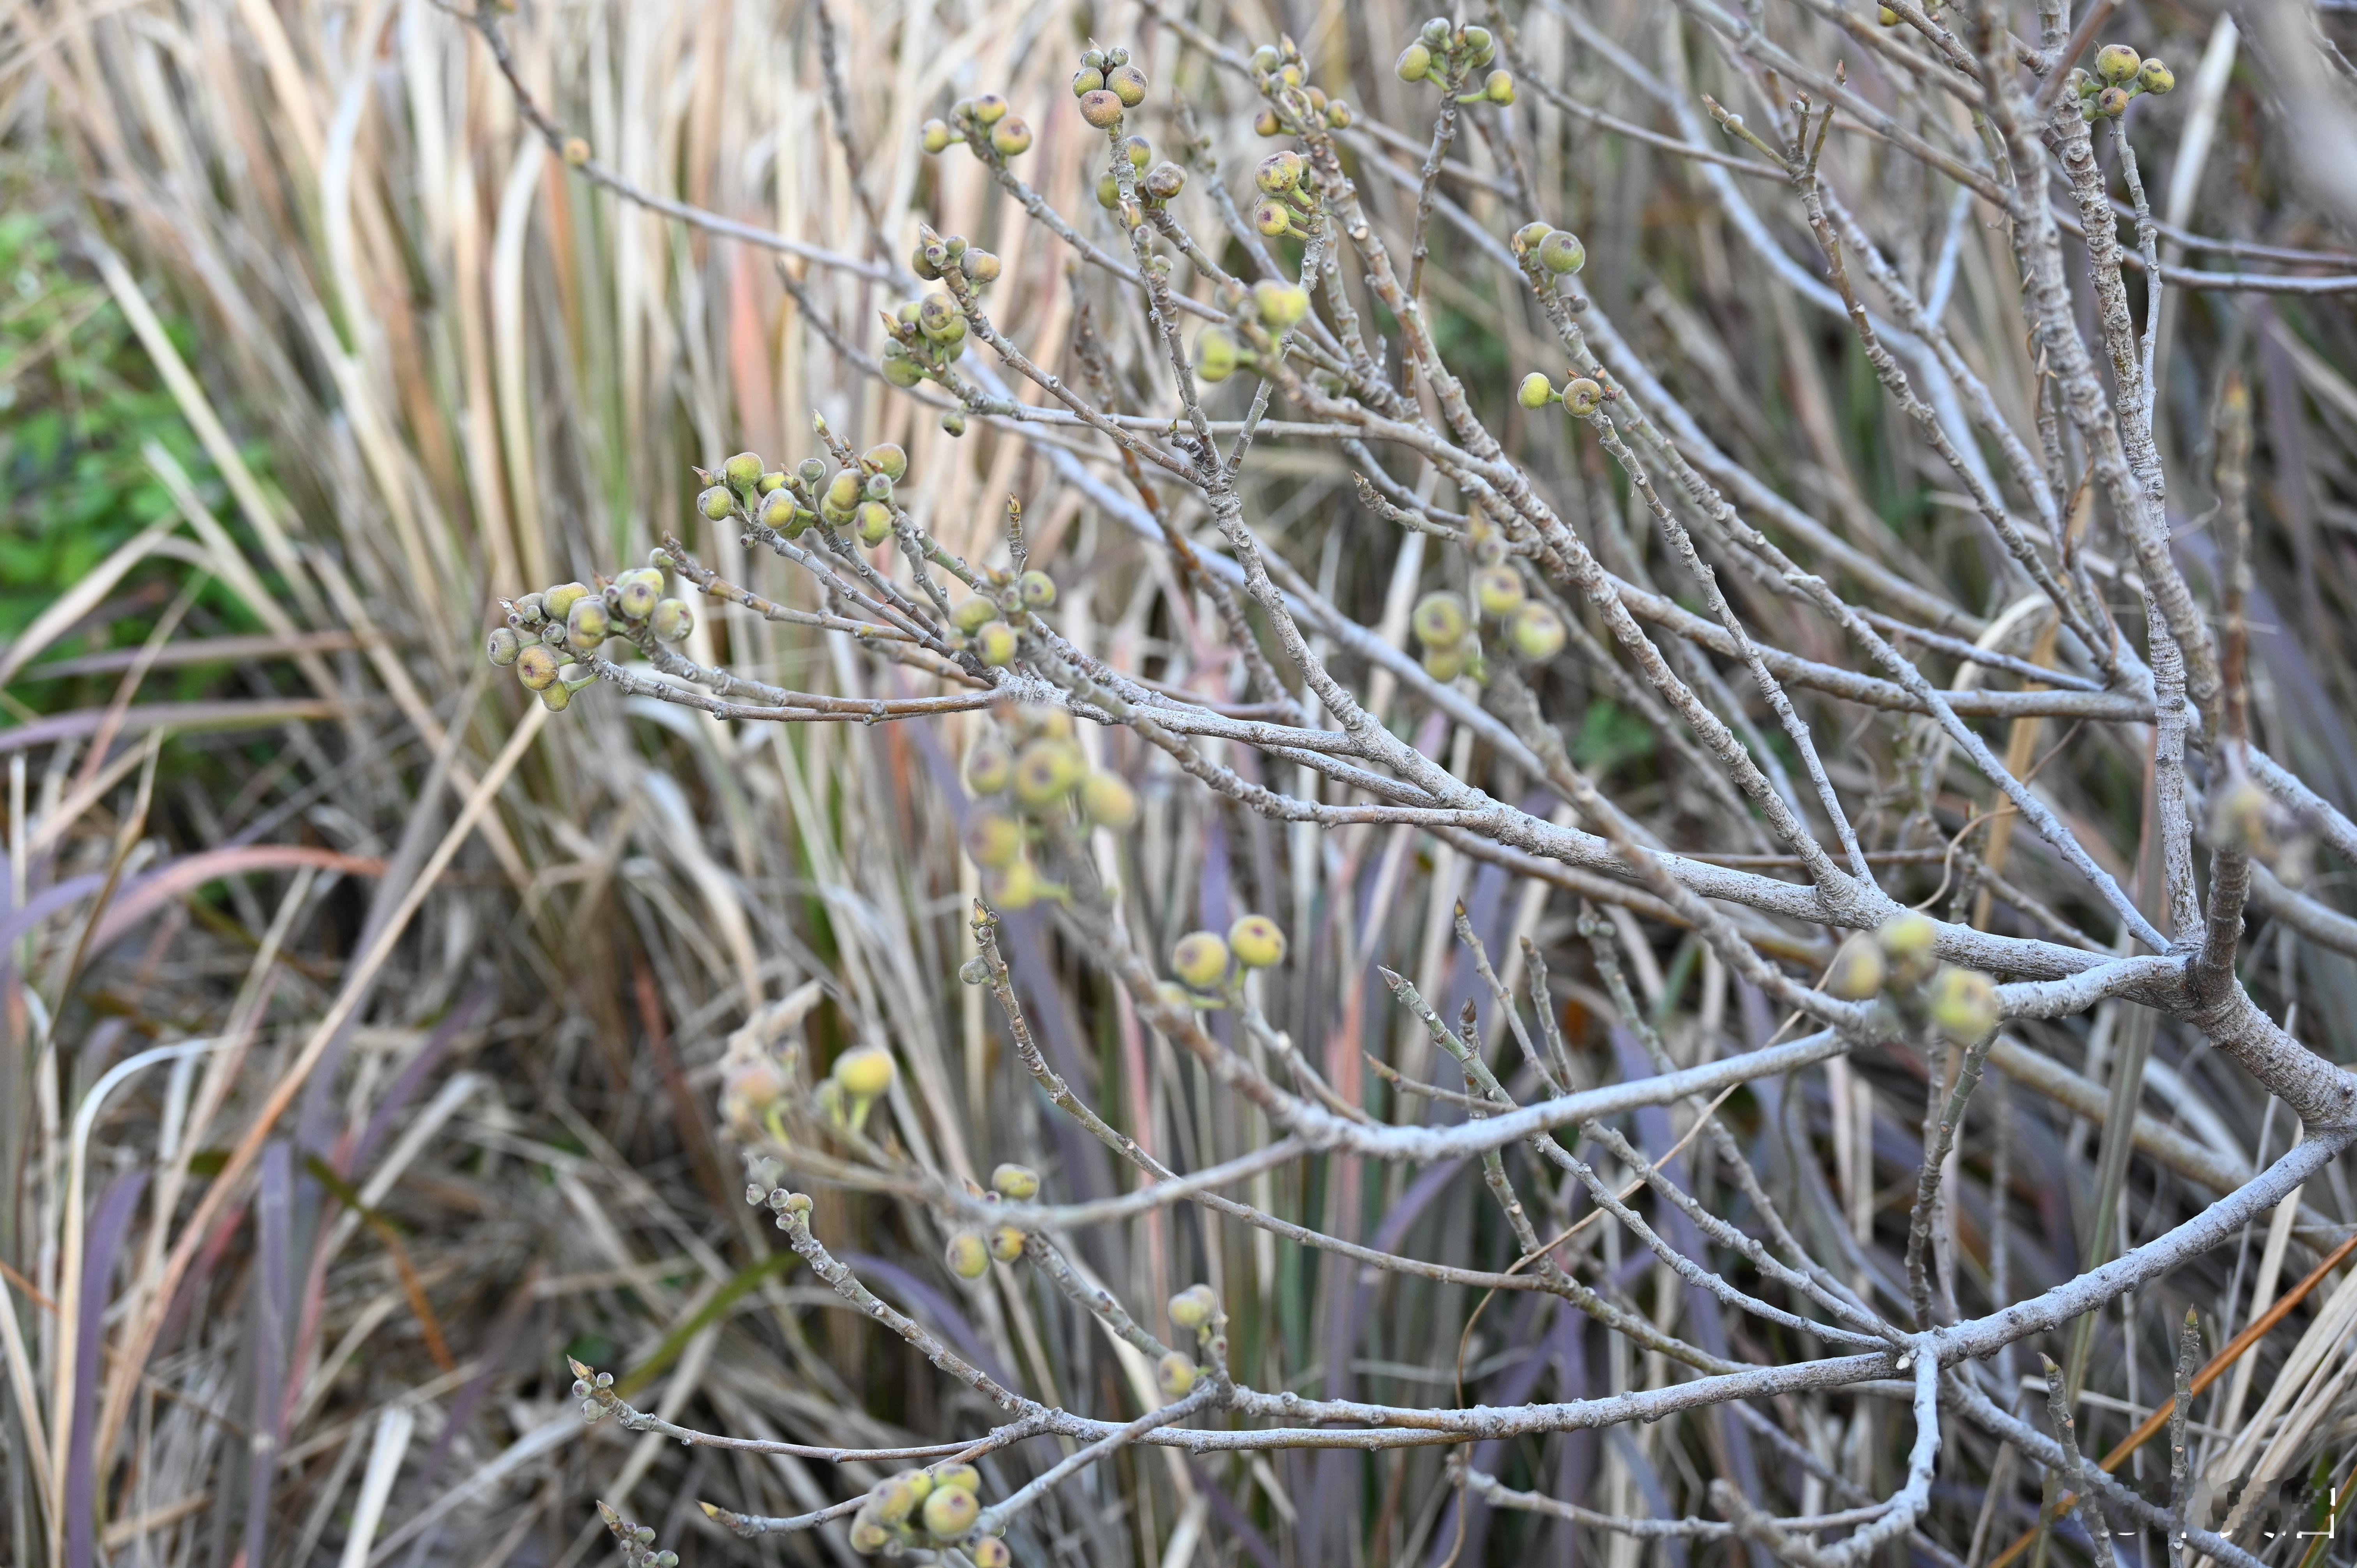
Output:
1071,43,1151,131
1191,279,1313,383
486,567,693,712
942,1162,1042,1280
959,707,1138,909
1156,915,1288,1012
2066,43,2175,120
920,92,1034,161
848,1460,1009,1563
1823,912,2000,1047
718,1037,895,1148
1156,1283,1224,1400
708,442,913,549
1395,18,1513,104
882,256,993,425
1092,132,1162,212
947,568,1058,667
1246,41,1354,134
1509,220,1588,280
1250,149,1319,241
1409,536,1566,682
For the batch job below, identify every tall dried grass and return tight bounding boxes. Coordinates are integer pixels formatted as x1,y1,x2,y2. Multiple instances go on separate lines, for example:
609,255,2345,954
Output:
11,0,2357,1563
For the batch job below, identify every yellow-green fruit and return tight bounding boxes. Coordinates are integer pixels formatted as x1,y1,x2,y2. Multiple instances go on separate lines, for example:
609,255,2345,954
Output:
1011,739,1087,808
985,857,1041,910
972,92,1009,125
1080,88,1124,128
1096,172,1122,209
1564,377,1604,417
991,1162,1041,1199
1396,41,1433,81
1172,931,1231,989
539,682,572,712
651,599,694,643
965,740,1013,795
1106,64,1148,106
945,1231,990,1279
1325,99,1353,127
1156,1352,1197,1399
566,596,610,651
723,452,764,490
1512,221,1553,255
826,470,864,512
1875,910,1939,984
971,1539,1011,1567
1253,280,1311,330
930,1462,982,1494
1253,199,1292,238
1823,936,1886,1001
486,626,521,666
1228,914,1286,969
699,485,735,521
1537,230,1587,275
1411,591,1469,648
1080,770,1139,829
1421,643,1466,682
1021,706,1075,741
615,570,661,622
2095,42,2141,83
833,1044,897,1099
2139,58,2174,93
922,1487,979,1540
1168,1284,1219,1330
965,810,1023,869
1195,328,1240,383
871,1474,926,1525
975,620,1019,667
1474,565,1525,617
857,501,894,546
849,1513,891,1554
516,644,560,691
1517,373,1557,410
1877,4,1899,20
1927,964,1999,1045
544,581,590,620
866,442,908,481
991,117,1034,157
2210,778,2277,857
987,1224,1026,1263
757,470,788,494
1073,66,1106,96
1484,69,1515,104
2096,85,2131,117
1507,602,1565,661
921,118,953,154
883,354,925,388
1018,570,1057,609
954,595,1000,633
760,489,798,530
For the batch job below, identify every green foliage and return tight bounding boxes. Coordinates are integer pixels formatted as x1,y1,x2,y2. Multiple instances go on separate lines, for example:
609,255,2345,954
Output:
1570,697,1656,775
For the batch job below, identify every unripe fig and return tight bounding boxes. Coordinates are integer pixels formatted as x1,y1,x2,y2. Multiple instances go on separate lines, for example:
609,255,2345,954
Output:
1254,108,1283,137
1564,377,1604,416
1484,69,1515,104
942,410,968,436
1169,1283,1219,1329
2095,43,2141,83
567,595,610,651
986,856,1042,910
1124,135,1153,169
991,117,1033,157
1229,914,1286,968
1538,230,1587,274
857,501,895,546
2096,85,2131,117
1195,327,1240,383
1073,66,1106,96
486,625,521,666
966,738,1014,795
1823,935,1886,1000
987,1224,1026,1263
1106,64,1148,106
1253,279,1311,329
1927,964,1999,1045
539,682,572,712
922,118,953,153
991,1163,1041,1199
930,1462,982,1494
1018,570,1057,608
917,293,960,341
1145,161,1187,199
1422,18,1453,46
698,485,735,521
760,489,799,530
975,620,1019,667
945,1232,990,1279
651,599,694,642
864,443,908,482
563,136,591,165
1156,1351,1197,1399
1517,372,1557,410
1079,89,1124,128
1325,99,1353,127
1396,41,1433,81
1463,24,1495,62
615,569,661,621
849,1513,891,1553
833,1044,896,1099
797,456,827,488
1256,151,1303,193
2210,778,2279,859
2139,57,2175,93
1876,910,1939,985
962,248,1003,284
967,809,1022,868
971,1538,1010,1567
922,1484,979,1538
1080,770,1139,828
1012,738,1087,807
1172,931,1231,989
871,1474,927,1525
1507,602,1565,660
1254,200,1293,238
723,452,764,490
544,581,590,620
516,644,560,691
882,354,925,388
1250,44,1280,72
1411,590,1469,648
972,92,1009,125
953,595,1000,633
1474,565,1525,617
